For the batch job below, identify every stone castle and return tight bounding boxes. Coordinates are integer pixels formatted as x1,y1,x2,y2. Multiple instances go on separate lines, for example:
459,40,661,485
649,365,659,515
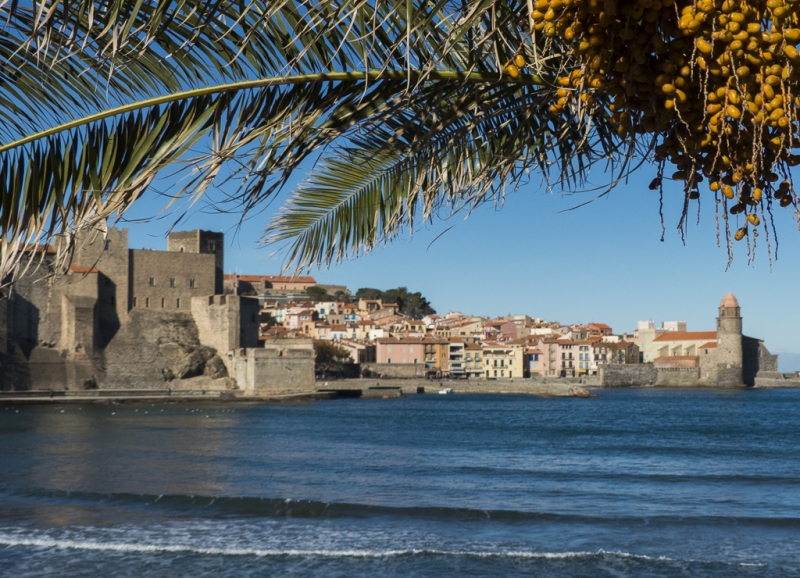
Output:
0,228,313,393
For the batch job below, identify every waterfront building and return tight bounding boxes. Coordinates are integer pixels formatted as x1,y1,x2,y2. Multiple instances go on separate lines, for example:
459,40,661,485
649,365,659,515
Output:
482,341,526,379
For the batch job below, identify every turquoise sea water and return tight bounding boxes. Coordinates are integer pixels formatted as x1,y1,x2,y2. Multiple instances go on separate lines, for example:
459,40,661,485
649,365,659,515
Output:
1,389,799,577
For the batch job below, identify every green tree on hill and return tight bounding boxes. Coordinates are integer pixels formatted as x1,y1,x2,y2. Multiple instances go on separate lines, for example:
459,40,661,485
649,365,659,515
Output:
306,286,332,302
355,286,435,319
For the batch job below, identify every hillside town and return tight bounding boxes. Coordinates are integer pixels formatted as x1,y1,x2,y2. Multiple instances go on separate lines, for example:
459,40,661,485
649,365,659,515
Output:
225,273,741,381
0,227,783,395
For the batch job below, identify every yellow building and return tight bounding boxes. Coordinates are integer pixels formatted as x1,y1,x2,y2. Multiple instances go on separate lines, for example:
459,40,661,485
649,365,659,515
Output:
482,341,526,379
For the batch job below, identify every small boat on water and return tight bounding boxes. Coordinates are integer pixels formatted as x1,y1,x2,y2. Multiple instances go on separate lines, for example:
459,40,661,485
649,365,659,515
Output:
438,388,453,395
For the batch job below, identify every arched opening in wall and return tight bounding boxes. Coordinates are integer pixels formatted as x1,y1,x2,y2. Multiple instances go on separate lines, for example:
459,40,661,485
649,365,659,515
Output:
180,247,184,252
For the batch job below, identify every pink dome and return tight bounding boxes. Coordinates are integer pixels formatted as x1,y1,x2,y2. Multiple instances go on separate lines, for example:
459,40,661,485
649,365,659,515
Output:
720,292,739,308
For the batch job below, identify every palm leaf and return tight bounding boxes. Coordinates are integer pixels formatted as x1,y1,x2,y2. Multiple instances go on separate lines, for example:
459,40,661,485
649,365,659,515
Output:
0,0,630,283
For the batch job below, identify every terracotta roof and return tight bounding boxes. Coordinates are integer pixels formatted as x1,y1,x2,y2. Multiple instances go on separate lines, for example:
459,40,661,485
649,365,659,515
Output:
21,243,57,254
224,274,316,283
588,323,612,330
605,341,634,349
69,265,99,274
700,342,717,348
654,331,717,342
482,342,516,349
376,337,448,344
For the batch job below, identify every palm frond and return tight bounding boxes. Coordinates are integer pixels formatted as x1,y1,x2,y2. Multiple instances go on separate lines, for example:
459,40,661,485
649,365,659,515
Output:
1,0,633,283
265,80,636,271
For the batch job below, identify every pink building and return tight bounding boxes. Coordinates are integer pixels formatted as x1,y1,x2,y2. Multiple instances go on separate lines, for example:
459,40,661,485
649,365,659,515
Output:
376,338,425,365
483,320,518,341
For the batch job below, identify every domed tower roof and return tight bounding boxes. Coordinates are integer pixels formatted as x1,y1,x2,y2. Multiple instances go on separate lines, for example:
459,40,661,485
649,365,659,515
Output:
720,292,739,308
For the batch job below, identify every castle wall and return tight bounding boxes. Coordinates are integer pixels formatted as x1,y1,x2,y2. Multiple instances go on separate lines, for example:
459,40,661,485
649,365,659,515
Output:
101,309,204,388
232,339,315,394
742,337,779,386
191,295,260,375
698,348,719,386
7,261,57,352
129,250,215,311
655,368,702,386
598,364,657,387
168,230,224,294
73,228,129,345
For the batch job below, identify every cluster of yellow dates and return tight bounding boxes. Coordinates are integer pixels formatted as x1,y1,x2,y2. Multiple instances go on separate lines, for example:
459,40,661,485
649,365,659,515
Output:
530,0,799,241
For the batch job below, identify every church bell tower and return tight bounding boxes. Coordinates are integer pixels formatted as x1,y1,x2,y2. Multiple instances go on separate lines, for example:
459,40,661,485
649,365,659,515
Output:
716,292,743,387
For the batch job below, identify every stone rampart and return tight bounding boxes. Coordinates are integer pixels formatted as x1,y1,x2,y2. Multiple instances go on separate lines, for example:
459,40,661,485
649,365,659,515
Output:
330,378,592,397
754,372,800,388
599,364,657,387
655,367,702,387
232,340,315,394
129,249,215,312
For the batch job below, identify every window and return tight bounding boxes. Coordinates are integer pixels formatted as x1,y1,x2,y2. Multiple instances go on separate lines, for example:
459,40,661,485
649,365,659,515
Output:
179,247,184,252
161,298,165,308
189,278,196,288
133,297,138,307
170,278,175,287
176,298,181,309
387,358,392,364
209,242,216,252
145,297,150,308
104,240,110,251
149,277,155,286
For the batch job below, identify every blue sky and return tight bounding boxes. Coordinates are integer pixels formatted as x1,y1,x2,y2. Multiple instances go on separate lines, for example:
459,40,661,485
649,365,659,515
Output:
123,161,800,371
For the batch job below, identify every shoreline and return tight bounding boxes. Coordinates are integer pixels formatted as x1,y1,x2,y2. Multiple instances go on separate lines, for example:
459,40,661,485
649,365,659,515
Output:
2,377,799,406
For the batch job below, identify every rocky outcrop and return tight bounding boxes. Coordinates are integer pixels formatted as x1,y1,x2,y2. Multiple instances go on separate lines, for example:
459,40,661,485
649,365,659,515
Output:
159,343,227,381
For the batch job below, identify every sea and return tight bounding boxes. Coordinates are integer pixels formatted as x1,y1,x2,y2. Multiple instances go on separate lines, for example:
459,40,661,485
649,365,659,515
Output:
1,388,799,577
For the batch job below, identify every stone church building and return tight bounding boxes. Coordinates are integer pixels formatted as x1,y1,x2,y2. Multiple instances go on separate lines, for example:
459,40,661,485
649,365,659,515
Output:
619,292,778,387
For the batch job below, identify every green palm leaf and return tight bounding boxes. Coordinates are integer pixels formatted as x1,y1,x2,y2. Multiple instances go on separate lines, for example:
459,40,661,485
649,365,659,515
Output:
0,0,628,283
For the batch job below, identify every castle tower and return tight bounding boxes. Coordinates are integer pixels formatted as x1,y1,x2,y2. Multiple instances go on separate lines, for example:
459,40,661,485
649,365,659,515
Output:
716,292,743,387
167,230,224,294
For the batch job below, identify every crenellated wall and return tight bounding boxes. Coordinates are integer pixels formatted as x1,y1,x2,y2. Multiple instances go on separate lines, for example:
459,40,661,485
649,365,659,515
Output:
231,339,315,394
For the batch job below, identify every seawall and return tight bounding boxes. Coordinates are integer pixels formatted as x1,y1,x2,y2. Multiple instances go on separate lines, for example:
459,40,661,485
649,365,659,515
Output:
330,378,595,398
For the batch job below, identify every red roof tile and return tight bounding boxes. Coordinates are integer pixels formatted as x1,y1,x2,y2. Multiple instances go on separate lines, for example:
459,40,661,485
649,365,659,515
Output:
654,331,717,342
